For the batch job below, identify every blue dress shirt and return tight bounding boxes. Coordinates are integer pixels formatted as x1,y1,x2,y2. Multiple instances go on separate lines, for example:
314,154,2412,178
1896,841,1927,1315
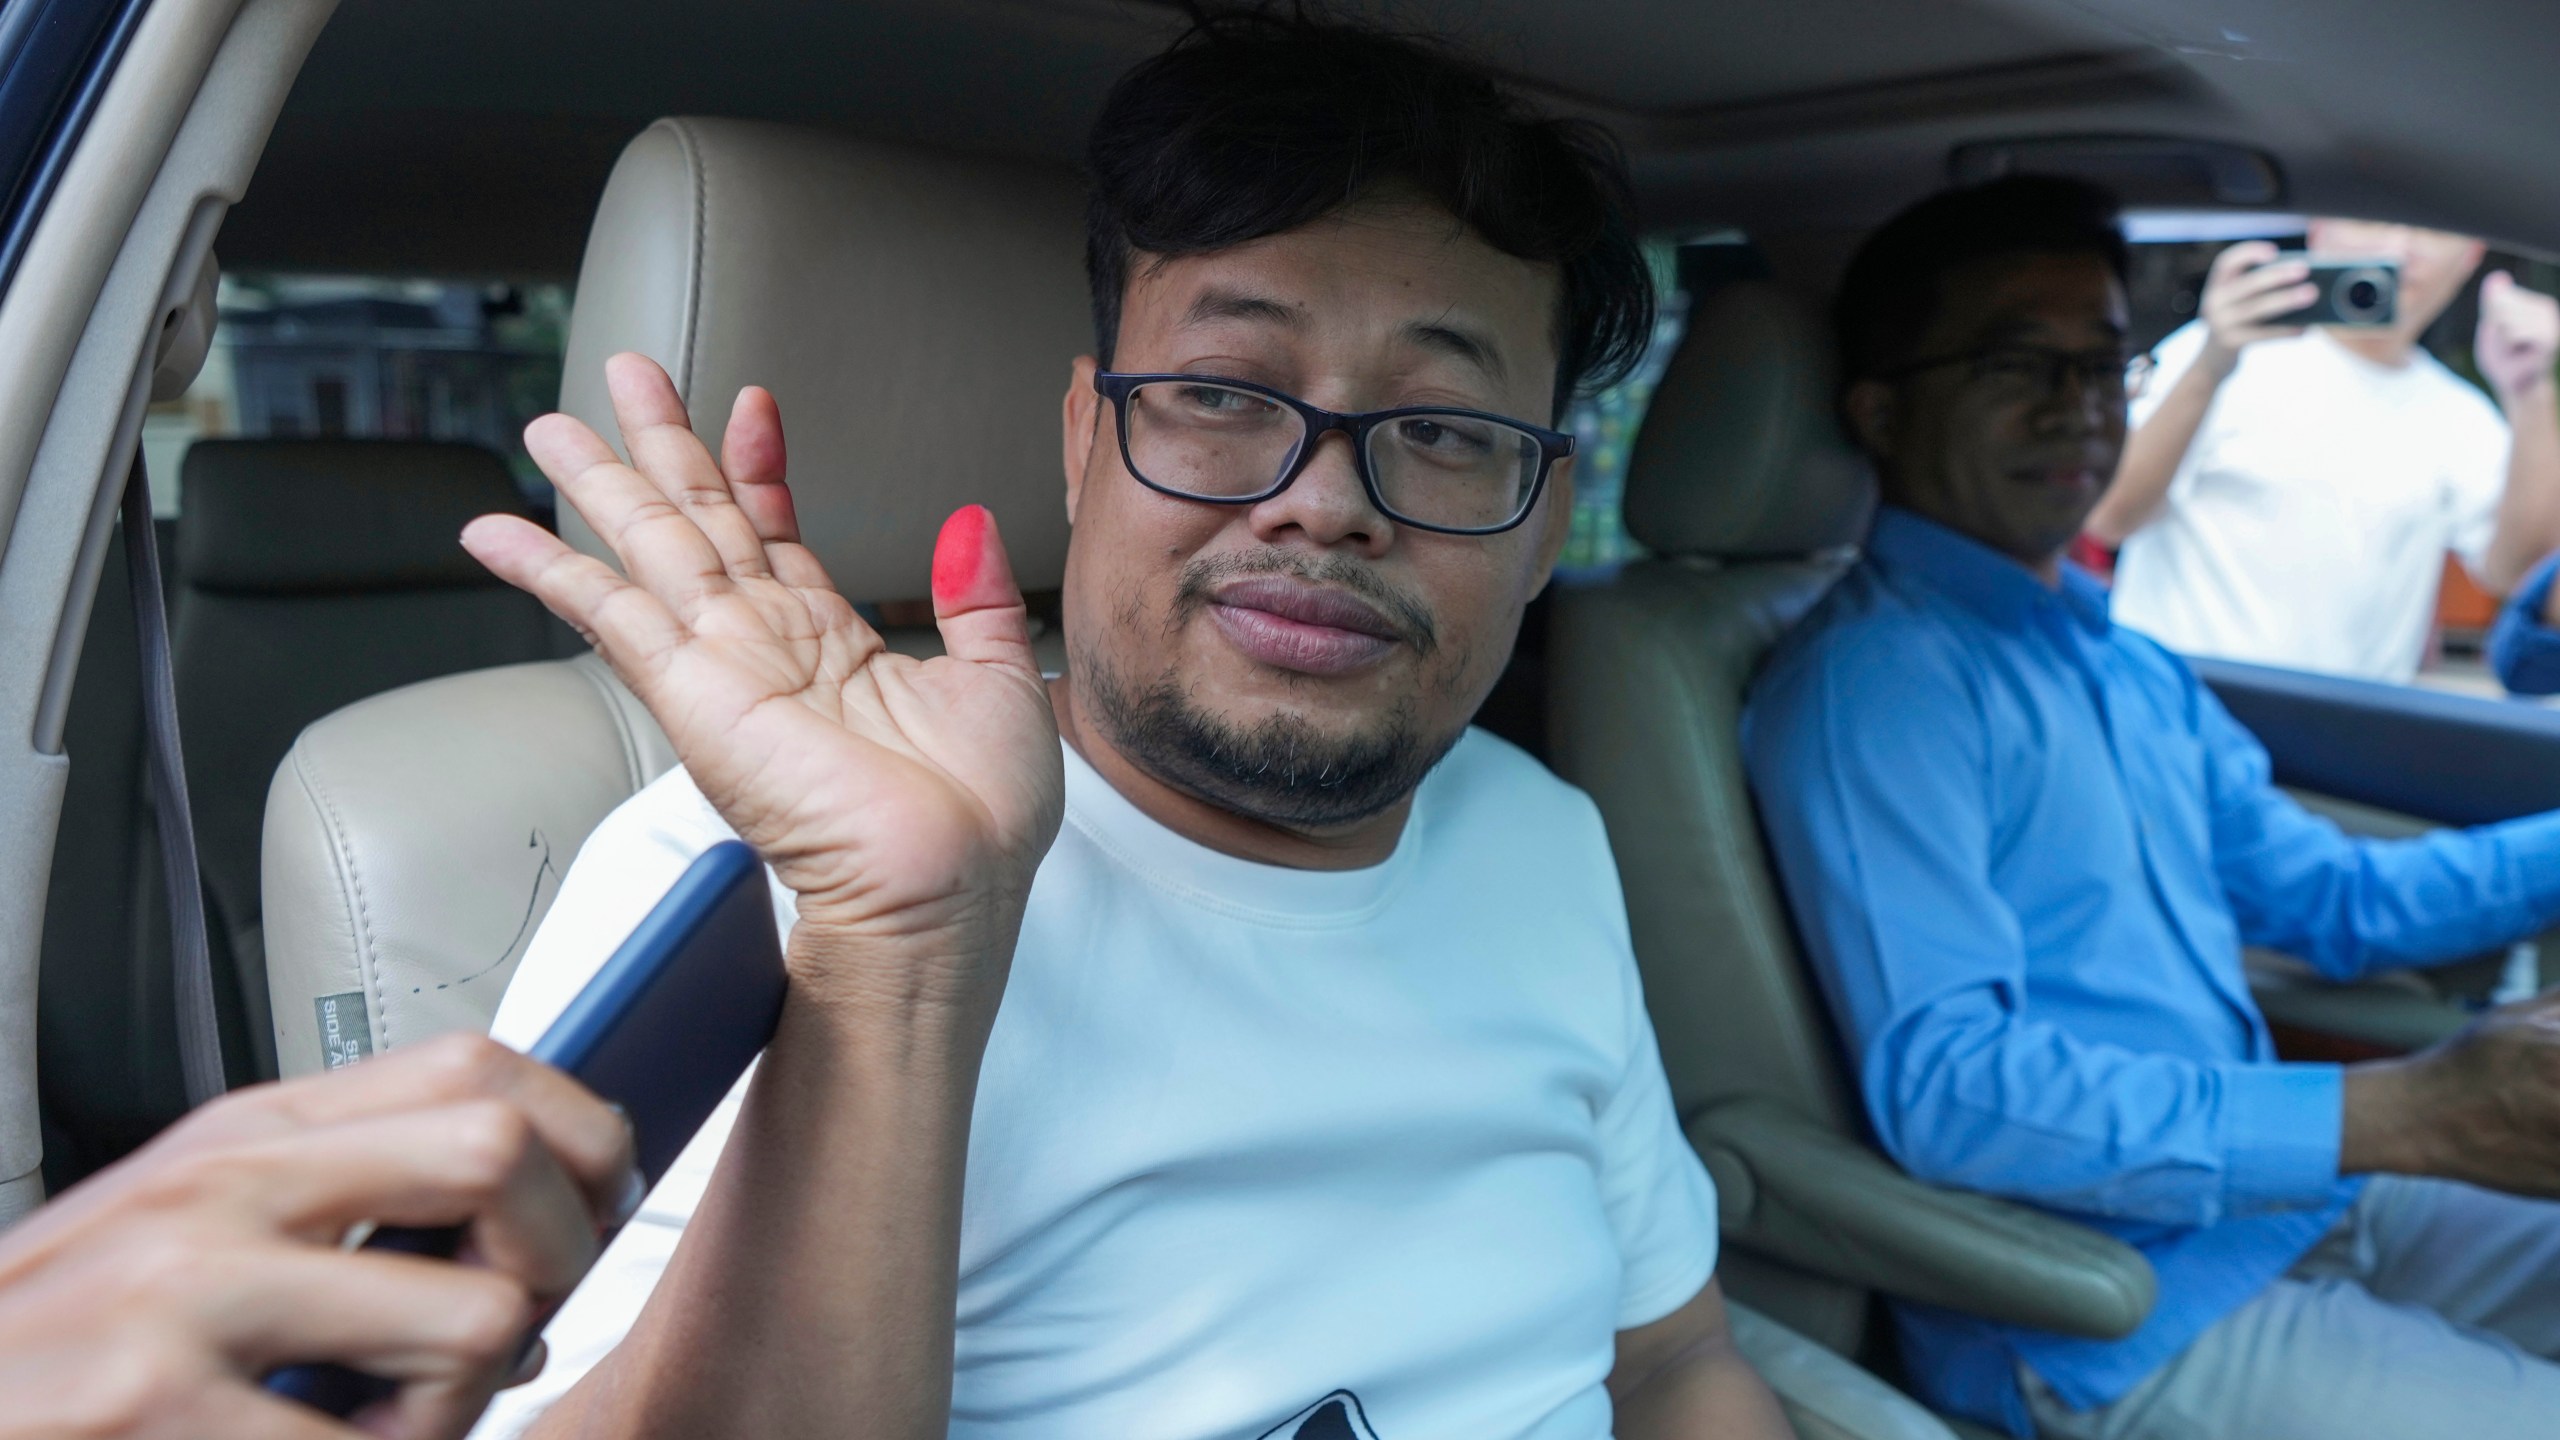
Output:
1742,508,2560,1436
2488,550,2560,696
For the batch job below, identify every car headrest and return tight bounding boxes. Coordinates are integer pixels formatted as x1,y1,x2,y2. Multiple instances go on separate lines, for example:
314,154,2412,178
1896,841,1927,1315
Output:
557,117,1087,603
176,440,533,594
1623,281,1875,560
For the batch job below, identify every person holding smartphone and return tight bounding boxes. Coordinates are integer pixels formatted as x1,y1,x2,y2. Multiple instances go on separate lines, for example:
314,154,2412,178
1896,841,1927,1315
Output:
2086,219,2560,683
0,1035,638,1440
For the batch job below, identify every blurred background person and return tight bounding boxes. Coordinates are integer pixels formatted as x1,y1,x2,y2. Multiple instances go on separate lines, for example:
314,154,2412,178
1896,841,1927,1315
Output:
2088,218,2560,683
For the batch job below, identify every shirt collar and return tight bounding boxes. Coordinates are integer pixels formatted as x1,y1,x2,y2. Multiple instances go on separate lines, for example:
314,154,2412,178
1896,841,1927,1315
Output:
1866,506,2110,638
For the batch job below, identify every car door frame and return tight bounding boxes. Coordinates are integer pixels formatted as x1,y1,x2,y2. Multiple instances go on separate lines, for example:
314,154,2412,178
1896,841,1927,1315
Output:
2198,656,2560,827
0,0,337,1224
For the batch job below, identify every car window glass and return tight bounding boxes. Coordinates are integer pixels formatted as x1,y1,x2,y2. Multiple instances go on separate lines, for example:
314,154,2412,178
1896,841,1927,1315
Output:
1555,234,1764,572
140,272,572,516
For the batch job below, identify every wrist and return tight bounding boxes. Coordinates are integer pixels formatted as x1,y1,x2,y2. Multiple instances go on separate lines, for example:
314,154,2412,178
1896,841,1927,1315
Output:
2195,338,2242,382
768,983,993,1101
2496,369,2557,412
2339,1058,2444,1176
781,916,1018,1049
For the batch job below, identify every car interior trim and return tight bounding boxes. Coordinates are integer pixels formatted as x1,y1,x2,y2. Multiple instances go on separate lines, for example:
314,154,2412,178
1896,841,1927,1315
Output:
2197,657,2560,828
0,0,337,1224
0,0,152,299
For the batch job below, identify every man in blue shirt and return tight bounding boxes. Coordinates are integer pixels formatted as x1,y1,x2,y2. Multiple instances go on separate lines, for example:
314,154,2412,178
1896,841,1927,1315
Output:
1744,176,2560,1440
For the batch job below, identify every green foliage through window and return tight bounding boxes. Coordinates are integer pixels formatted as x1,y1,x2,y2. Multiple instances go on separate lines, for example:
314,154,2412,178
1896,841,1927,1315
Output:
1558,240,1688,571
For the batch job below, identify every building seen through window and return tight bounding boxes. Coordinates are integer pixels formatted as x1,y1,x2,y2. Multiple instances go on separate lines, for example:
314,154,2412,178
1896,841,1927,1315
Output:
141,272,572,515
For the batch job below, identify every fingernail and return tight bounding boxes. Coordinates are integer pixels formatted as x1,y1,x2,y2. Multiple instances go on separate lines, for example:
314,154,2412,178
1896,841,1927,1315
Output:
931,504,993,604
598,1103,645,1225
505,1335,549,1388
610,1164,647,1227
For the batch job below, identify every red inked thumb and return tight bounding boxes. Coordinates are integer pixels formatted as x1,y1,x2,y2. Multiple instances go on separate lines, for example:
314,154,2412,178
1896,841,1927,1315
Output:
929,505,1035,673
931,504,1014,611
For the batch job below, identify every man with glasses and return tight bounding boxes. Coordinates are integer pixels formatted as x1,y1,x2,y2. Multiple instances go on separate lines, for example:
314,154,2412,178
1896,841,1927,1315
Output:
2087,218,2560,684
455,14,1790,1440
1745,176,2560,1439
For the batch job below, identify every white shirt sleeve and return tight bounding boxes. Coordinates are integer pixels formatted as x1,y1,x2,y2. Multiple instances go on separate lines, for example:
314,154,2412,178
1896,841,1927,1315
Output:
1579,801,1721,1332
469,767,776,1439
2441,379,2516,578
1595,958,1722,1331
2120,321,2221,525
2129,320,2211,432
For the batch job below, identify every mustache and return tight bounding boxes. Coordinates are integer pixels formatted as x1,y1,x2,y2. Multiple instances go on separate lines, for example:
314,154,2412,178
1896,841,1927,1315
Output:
1170,550,1439,656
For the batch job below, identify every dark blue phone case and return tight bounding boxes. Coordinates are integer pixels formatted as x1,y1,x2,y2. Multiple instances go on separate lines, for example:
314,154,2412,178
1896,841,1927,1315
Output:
265,839,788,1415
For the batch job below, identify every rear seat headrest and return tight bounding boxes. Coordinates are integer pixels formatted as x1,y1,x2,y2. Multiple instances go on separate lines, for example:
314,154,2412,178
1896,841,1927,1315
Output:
557,117,1087,604
1623,281,1875,560
176,440,532,593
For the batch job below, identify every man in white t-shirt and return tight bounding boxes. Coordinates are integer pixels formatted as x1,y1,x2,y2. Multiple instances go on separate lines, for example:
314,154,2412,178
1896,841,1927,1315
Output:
2089,219,2560,682
446,15,1786,1440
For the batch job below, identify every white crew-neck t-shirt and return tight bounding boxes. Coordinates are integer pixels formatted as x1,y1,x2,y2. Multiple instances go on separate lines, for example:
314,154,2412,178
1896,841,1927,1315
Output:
468,730,1718,1440
2110,321,2513,683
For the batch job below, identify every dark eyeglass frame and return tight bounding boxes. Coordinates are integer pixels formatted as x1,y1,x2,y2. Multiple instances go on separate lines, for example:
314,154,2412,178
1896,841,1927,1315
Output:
1093,371,1576,537
1878,344,2158,399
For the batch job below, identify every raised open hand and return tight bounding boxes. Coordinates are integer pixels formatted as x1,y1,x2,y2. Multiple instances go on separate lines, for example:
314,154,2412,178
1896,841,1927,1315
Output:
461,353,1063,1016
2477,271,2560,406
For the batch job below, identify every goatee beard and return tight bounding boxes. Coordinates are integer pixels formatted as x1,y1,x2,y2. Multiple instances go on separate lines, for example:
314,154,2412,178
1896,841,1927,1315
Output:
1079,658,1455,828
1078,547,1464,828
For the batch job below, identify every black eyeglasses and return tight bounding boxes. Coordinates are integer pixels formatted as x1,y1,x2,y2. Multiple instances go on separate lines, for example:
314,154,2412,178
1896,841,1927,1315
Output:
1881,345,2157,402
1093,372,1574,536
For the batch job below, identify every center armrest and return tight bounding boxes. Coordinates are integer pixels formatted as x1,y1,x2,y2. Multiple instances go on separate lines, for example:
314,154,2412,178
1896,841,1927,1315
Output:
1689,1097,2157,1341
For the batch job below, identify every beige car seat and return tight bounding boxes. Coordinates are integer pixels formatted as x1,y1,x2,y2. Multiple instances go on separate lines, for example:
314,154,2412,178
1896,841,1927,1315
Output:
261,117,1986,1439
40,443,555,1180
260,118,1086,1075
175,439,558,1075
1546,281,2157,1429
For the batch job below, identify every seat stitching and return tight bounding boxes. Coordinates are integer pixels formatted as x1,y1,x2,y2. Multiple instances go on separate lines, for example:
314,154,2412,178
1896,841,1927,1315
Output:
572,657,646,789
667,118,708,400
290,744,392,1054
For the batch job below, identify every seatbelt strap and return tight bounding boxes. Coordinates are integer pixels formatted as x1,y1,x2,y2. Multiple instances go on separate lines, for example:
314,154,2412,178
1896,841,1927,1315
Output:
121,455,225,1105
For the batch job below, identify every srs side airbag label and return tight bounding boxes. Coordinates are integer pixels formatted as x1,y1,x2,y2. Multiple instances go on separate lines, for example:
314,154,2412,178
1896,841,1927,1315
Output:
315,992,374,1069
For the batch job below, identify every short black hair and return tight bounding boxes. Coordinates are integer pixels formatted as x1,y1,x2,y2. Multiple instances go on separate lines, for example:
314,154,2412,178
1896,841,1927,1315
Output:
1084,9,1653,418
1833,175,2128,382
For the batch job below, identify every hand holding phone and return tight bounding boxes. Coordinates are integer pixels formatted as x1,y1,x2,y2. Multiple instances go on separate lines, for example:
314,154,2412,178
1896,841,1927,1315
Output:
264,840,787,1417
2186,241,2316,374
0,1034,631,1440
2265,251,2400,329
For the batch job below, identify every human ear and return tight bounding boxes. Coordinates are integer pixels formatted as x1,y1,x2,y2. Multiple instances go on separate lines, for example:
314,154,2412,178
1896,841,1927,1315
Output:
1841,380,1896,460
1062,355,1101,525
